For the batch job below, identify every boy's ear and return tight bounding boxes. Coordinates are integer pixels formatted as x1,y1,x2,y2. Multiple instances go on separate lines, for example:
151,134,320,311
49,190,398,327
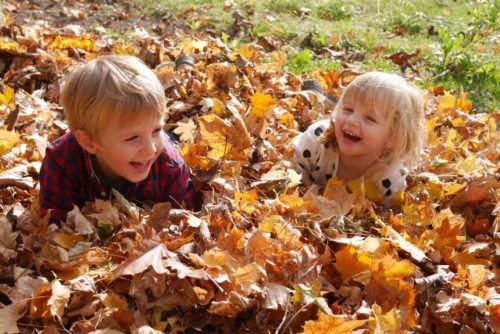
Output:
74,130,98,154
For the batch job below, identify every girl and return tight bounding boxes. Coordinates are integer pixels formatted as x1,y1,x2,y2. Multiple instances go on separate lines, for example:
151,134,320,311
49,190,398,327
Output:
292,72,425,198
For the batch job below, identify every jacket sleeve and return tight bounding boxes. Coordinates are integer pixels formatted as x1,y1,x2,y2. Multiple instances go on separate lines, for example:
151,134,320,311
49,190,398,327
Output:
372,164,408,198
291,119,331,186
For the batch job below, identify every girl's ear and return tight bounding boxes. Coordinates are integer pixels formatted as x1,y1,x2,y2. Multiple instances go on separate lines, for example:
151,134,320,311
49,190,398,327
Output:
75,130,98,154
384,128,395,149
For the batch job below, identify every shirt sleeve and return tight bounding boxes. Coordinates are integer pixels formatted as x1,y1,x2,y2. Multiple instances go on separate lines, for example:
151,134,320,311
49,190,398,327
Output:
39,148,78,223
372,164,408,198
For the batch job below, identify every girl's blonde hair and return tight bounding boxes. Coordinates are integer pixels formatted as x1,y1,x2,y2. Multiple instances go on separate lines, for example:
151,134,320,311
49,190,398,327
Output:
334,71,425,169
60,55,165,139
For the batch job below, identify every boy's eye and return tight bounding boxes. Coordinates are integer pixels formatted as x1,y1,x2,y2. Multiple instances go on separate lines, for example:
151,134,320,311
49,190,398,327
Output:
153,128,163,134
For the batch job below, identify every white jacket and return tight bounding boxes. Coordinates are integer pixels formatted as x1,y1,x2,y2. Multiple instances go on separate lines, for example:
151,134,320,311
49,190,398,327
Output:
291,119,408,198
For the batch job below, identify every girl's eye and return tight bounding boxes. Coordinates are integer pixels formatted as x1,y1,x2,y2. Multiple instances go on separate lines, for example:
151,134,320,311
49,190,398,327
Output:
343,108,353,114
153,128,163,134
366,116,377,123
125,136,138,142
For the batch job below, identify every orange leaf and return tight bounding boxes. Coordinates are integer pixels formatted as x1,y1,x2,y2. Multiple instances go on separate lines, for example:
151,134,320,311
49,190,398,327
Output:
302,311,366,334
334,245,372,283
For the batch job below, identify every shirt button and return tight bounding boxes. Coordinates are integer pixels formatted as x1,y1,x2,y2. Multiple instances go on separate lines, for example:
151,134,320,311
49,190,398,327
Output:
100,191,106,197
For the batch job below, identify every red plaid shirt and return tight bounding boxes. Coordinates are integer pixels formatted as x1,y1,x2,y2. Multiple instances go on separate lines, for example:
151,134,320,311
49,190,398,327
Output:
39,133,196,222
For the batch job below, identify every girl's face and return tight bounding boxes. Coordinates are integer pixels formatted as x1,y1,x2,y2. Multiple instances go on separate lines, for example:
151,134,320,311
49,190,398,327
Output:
334,96,392,161
89,113,165,183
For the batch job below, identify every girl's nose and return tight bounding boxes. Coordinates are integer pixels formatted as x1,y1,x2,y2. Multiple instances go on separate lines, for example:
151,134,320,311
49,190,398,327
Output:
345,113,360,126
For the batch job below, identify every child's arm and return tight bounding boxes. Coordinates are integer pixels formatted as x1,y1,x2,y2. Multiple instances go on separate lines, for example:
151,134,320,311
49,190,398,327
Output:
291,119,332,186
163,160,196,210
372,164,408,198
161,138,197,210
39,150,79,223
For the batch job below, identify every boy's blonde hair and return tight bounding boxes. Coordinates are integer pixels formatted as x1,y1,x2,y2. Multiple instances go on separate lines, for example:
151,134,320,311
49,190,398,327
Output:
60,55,165,139
334,71,425,168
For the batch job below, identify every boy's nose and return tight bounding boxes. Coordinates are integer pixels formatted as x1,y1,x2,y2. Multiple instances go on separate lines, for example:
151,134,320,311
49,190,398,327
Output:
142,139,158,156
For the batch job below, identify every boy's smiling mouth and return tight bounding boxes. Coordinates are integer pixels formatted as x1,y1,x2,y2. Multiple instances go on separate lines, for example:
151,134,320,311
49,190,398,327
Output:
343,130,361,142
130,160,151,171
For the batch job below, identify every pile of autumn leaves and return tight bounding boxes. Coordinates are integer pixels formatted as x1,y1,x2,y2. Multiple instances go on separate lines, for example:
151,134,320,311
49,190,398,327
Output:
0,10,499,334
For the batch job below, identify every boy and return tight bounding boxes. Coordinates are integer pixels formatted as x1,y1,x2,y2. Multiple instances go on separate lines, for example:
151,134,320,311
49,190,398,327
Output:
39,55,196,222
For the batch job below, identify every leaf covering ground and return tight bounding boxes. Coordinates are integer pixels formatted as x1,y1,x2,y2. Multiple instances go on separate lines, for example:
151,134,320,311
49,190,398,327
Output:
0,1,499,333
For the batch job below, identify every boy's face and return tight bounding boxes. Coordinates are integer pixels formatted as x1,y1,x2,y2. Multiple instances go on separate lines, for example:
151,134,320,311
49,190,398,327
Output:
334,96,392,160
86,114,165,183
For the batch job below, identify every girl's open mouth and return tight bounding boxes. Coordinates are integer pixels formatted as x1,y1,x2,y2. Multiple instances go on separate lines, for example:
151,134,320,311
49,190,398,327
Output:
343,130,361,142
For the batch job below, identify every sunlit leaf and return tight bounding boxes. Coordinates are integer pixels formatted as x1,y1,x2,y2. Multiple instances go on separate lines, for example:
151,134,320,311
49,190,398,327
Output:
302,311,366,334
0,130,19,157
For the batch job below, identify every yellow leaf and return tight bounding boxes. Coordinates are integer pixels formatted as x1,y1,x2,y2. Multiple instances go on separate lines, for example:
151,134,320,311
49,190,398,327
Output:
443,182,466,196
212,97,227,117
234,263,266,296
53,233,84,249
0,86,15,107
279,189,308,213
347,178,384,202
235,189,258,213
456,90,472,113
259,214,280,233
249,92,275,117
372,304,402,333
437,92,456,114
235,44,261,62
455,157,482,175
200,248,239,271
302,311,366,334
334,245,372,282
199,114,250,160
101,291,129,310
0,130,19,157
52,35,94,52
177,40,208,54
179,143,214,170
466,265,488,292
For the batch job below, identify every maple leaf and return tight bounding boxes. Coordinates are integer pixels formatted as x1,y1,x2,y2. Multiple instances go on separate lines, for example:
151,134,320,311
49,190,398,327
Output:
0,304,24,334
233,262,267,296
0,217,19,260
334,245,372,283
371,304,404,333
264,283,291,310
198,113,251,160
302,311,366,334
67,205,94,235
365,255,416,313
48,280,71,319
173,117,197,143
292,283,333,316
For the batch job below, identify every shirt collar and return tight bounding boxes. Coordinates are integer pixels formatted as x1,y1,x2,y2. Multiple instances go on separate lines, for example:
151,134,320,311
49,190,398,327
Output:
83,150,102,185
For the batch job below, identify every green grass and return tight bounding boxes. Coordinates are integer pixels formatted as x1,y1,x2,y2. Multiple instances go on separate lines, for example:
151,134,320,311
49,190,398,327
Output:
131,0,499,112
